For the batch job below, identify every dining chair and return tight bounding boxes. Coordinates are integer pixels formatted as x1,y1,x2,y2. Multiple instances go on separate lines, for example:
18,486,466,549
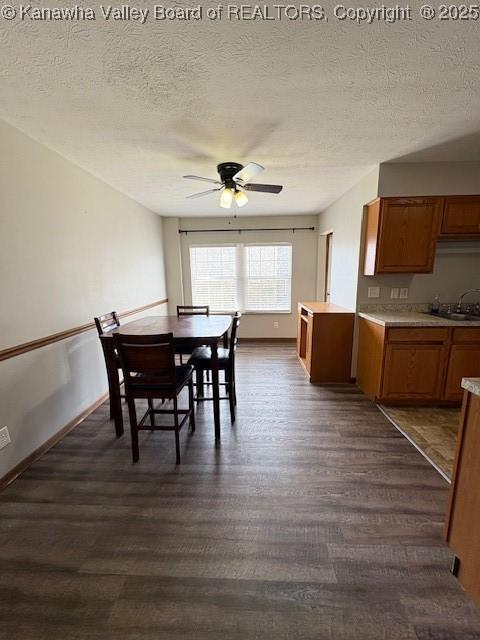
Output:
187,313,240,423
177,305,210,316
113,332,195,464
176,305,211,365
94,311,125,427
94,311,120,336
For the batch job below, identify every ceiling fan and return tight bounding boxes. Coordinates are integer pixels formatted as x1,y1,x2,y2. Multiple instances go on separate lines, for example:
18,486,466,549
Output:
183,162,283,209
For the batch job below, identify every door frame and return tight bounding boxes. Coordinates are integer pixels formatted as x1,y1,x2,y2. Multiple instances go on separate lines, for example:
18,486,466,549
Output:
324,232,333,303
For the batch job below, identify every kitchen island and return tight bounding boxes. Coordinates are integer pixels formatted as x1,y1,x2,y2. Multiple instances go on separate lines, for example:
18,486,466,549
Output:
297,302,354,383
445,378,480,607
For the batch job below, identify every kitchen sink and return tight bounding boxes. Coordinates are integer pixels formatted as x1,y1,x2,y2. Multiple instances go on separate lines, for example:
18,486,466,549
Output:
423,311,480,322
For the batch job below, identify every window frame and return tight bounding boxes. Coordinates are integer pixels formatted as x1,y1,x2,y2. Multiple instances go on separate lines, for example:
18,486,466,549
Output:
188,242,293,315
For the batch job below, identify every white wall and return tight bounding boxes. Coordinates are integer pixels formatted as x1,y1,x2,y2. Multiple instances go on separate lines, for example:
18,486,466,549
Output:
0,120,167,479
317,168,379,310
163,216,184,315
357,243,480,306
379,162,480,197
164,215,319,338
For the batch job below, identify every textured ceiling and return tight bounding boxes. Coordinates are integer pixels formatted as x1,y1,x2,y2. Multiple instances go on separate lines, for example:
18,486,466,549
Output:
1,5,480,216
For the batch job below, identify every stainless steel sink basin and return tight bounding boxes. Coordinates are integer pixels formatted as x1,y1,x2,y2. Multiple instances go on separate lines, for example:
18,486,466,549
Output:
424,311,479,322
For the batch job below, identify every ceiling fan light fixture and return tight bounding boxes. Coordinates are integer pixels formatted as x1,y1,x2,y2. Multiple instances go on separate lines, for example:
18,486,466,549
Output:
220,187,234,209
234,190,248,207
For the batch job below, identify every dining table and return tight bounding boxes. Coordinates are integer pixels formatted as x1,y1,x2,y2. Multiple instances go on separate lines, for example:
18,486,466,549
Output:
101,314,233,441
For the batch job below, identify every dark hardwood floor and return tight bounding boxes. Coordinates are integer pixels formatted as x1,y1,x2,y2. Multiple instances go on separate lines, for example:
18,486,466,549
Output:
1,343,480,639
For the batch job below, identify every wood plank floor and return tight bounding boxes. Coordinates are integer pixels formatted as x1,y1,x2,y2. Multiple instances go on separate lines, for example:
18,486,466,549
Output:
1,343,480,639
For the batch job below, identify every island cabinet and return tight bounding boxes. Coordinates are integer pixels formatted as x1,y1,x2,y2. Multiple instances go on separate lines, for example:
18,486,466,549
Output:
363,197,442,275
297,302,354,383
357,319,480,404
445,380,480,607
440,196,480,237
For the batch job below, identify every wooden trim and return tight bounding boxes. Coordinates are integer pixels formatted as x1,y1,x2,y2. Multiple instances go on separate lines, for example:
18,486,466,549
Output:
0,298,168,362
445,390,471,541
0,391,109,491
238,337,297,343
363,200,381,276
324,232,333,303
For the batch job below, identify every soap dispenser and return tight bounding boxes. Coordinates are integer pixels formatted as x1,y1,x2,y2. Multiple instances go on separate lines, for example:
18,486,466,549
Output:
432,294,440,314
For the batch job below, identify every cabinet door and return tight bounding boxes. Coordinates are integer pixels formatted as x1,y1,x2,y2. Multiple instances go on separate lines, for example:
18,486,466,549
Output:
444,345,480,401
441,196,480,236
376,198,441,273
381,343,446,400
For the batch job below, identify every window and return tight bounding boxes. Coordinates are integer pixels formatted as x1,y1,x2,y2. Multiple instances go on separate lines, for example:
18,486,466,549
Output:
190,244,292,313
190,246,238,312
245,245,292,312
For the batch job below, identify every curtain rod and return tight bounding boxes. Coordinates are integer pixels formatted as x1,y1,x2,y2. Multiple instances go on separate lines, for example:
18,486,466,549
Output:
179,226,316,235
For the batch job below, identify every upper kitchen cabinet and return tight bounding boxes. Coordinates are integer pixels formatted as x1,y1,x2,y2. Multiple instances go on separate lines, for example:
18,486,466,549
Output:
440,196,480,237
363,197,442,275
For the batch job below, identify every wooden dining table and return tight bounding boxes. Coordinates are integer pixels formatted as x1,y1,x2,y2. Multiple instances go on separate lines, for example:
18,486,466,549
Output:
101,314,233,441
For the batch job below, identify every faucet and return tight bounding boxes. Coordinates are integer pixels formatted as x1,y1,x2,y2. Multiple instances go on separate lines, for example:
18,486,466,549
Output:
456,289,480,312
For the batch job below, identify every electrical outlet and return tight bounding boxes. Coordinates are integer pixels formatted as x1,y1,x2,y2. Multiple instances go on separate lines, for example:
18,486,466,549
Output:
390,288,399,299
273,321,279,329
368,286,380,299
0,426,11,450
400,287,409,299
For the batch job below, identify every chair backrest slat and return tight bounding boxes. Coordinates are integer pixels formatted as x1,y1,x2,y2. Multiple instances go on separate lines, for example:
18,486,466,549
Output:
94,311,120,336
177,305,210,316
229,313,241,365
113,333,177,388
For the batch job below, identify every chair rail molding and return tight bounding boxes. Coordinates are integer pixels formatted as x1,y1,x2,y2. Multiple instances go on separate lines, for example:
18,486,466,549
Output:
0,298,168,362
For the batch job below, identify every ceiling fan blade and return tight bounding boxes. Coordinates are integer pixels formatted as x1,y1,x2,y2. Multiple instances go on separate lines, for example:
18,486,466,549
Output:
186,188,222,200
243,183,283,194
232,162,264,183
183,175,222,185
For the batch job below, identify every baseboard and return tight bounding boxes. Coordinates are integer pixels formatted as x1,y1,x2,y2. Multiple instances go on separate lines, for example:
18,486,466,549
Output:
0,391,109,492
238,337,297,343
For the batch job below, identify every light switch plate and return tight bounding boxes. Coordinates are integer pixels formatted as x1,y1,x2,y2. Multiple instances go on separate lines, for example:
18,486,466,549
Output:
0,426,11,450
400,287,409,299
390,288,399,299
368,286,380,299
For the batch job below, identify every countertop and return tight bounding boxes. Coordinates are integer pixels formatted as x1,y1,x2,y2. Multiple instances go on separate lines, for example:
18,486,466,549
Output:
358,311,480,328
299,302,354,314
462,378,480,397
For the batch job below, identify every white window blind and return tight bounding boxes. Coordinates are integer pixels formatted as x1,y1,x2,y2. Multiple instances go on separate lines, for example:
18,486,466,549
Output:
190,246,238,312
245,245,292,312
190,244,292,313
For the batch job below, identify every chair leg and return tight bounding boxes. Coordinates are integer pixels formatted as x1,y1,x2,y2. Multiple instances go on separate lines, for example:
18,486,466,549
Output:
232,367,237,406
189,378,196,432
226,370,235,424
196,368,204,398
148,399,155,429
127,398,139,463
174,396,181,464
109,388,115,420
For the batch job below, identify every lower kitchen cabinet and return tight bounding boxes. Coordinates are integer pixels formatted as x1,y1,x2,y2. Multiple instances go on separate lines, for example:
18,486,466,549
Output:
444,344,480,401
382,343,446,400
357,319,480,404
